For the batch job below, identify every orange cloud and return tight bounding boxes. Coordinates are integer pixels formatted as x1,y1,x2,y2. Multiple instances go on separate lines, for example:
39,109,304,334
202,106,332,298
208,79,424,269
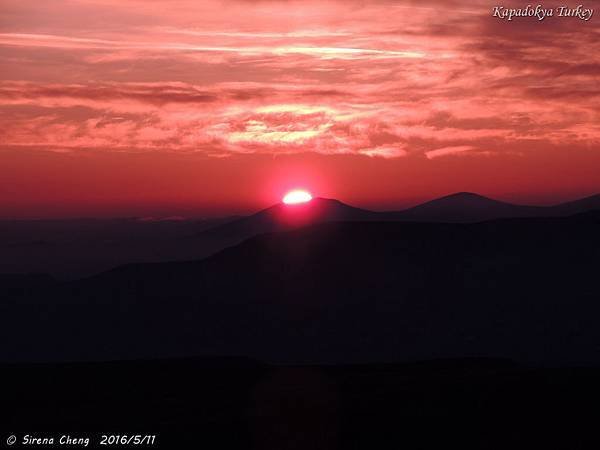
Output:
425,145,477,159
1,0,599,161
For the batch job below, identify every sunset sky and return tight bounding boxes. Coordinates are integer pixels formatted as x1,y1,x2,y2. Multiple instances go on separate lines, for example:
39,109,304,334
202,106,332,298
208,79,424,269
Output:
1,0,599,218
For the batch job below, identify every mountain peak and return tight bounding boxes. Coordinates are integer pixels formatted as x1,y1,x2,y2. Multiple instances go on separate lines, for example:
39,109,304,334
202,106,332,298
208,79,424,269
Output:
273,196,342,208
431,192,502,203
198,196,375,240
199,191,600,240
447,191,484,197
262,196,373,223
398,191,533,222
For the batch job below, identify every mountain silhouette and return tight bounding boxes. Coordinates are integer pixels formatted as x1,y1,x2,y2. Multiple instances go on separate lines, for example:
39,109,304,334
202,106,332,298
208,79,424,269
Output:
198,197,376,239
387,192,600,222
195,192,600,243
385,192,545,222
0,192,598,279
3,210,599,364
551,193,600,215
3,211,600,450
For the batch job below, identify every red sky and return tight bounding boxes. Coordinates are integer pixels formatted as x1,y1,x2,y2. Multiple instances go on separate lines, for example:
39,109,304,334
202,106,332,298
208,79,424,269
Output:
1,0,599,218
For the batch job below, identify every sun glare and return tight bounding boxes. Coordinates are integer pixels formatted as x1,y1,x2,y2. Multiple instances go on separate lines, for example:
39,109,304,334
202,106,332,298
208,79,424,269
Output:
283,190,313,205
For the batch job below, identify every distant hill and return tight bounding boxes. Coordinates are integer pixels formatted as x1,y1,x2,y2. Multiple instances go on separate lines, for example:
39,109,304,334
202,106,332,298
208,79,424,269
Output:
0,216,238,278
197,197,377,239
2,211,599,364
0,192,598,278
389,192,600,222
194,192,600,245
382,192,545,222
197,192,600,237
551,193,600,216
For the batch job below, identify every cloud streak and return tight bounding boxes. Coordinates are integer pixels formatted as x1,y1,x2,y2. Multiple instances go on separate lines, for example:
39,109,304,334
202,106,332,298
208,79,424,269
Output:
1,0,599,160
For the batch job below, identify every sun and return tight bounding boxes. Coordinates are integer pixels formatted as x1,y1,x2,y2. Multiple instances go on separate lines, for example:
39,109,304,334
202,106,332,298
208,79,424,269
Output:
283,189,313,205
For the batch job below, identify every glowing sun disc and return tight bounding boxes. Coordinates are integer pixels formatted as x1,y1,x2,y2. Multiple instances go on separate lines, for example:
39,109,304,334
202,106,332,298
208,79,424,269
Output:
283,190,313,205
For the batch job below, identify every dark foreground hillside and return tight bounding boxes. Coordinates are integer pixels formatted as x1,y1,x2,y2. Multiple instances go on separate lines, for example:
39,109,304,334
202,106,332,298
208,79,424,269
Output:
1,211,599,364
2,213,600,449
2,357,600,449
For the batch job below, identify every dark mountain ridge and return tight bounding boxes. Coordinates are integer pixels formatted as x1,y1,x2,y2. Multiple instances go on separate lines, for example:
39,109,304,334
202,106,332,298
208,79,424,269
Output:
198,197,376,238
197,192,600,242
3,211,599,365
383,191,545,222
0,192,598,278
